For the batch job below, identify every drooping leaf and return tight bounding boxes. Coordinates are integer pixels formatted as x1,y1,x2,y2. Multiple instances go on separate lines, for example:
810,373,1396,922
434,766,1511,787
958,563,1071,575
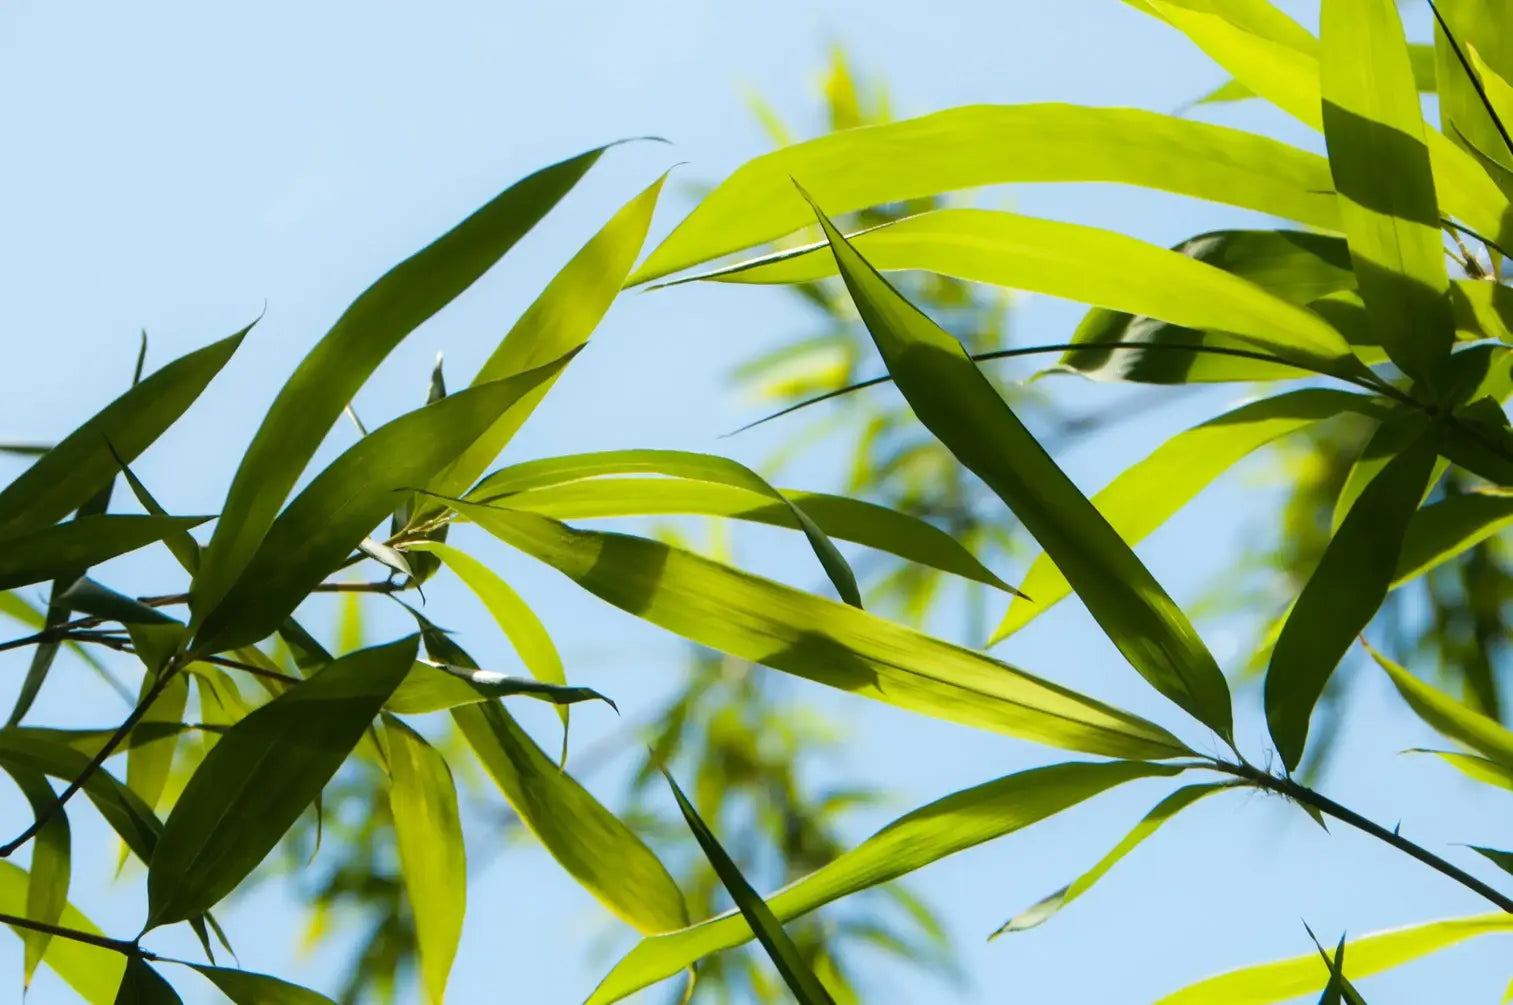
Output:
589,760,1182,1004
993,389,1381,641
188,965,337,1005
460,504,1189,761
1367,642,1513,773
0,767,70,987
1265,426,1438,770
0,327,246,538
1196,42,1436,107
1153,913,1513,1004
0,860,123,1003
386,661,615,715
467,468,1013,593
0,516,208,592
146,636,416,928
60,579,177,626
1406,747,1513,791
1321,0,1455,392
115,958,181,1004
113,455,200,575
991,782,1230,936
1469,845,1513,876
190,148,606,624
675,210,1361,378
662,767,837,1005
382,715,465,1005
801,190,1234,742
1393,490,1513,586
192,359,571,654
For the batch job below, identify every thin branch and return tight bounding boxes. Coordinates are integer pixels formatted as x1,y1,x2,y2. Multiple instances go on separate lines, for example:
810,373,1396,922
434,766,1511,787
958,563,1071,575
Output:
199,654,300,685
1210,759,1513,914
0,910,152,958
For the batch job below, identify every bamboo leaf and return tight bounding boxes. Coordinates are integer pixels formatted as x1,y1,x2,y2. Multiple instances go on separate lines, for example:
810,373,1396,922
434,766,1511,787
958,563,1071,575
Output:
1394,491,1513,586
115,958,180,1004
1469,845,1513,876
146,636,416,928
0,327,246,538
994,389,1381,642
0,860,122,1003
192,358,571,654
1405,747,1513,791
991,782,1230,936
800,190,1234,742
0,516,208,593
382,715,465,1005
124,668,189,815
1368,643,1513,772
387,661,614,715
662,767,837,1005
589,760,1182,1004
460,504,1189,761
188,965,336,1005
1265,426,1438,770
1196,43,1436,106
113,455,200,575
0,768,70,987
1154,914,1513,1004
1435,0,1513,165
191,148,605,624
1322,0,1455,391
630,105,1340,284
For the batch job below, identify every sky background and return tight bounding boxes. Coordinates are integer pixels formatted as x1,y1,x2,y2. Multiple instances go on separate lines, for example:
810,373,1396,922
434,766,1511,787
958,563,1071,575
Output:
1,1,1511,1003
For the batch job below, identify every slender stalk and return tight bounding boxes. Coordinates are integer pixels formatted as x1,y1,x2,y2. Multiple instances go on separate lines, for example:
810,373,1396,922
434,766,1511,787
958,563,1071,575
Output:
1210,760,1513,915
199,654,300,685
0,911,152,958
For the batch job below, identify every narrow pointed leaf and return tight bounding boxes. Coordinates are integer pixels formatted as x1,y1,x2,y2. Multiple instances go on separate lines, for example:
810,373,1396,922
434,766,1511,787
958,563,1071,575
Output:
193,359,570,654
1406,747,1513,791
1469,845,1513,876
589,760,1181,1004
115,458,200,574
191,148,605,624
387,661,614,715
992,782,1230,936
0,328,246,538
1154,914,1513,1004
124,670,189,815
1197,43,1436,106
0,860,122,1003
147,636,416,928
802,191,1234,741
382,715,464,1005
1394,491,1513,587
630,105,1340,284
1435,0,1513,165
188,965,336,1005
460,504,1189,761
1265,427,1438,770
663,768,836,1005
1367,643,1513,772
116,958,180,1004
0,516,208,592
994,389,1381,641
0,768,70,986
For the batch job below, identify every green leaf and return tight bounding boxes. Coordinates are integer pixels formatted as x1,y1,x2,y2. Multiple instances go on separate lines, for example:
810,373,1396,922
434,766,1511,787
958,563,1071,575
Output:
61,579,178,626
589,760,1182,1004
0,327,246,538
675,209,1359,378
801,190,1234,742
1307,928,1369,1005
382,715,465,1005
124,667,189,815
1368,643,1513,772
0,767,70,987
115,458,200,574
452,699,689,933
1469,845,1513,876
422,174,668,506
1406,747,1513,791
470,450,862,606
460,504,1190,760
116,958,180,1004
188,965,336,1004
993,389,1381,642
0,516,208,592
991,782,1230,937
1197,42,1436,106
1331,410,1439,530
630,105,1340,284
468,466,1013,593
662,767,837,1005
1154,913,1513,1004
146,636,416,928
191,358,571,654
1393,490,1513,586
190,147,606,625
1321,0,1455,392
0,860,122,1003
386,660,615,715
1435,0,1513,165
1265,426,1438,770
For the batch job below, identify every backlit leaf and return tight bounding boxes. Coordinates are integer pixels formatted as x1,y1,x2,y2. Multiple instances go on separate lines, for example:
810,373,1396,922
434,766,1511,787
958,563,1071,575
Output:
188,965,337,1005
0,860,122,1003
1368,643,1513,772
0,767,70,987
0,516,208,592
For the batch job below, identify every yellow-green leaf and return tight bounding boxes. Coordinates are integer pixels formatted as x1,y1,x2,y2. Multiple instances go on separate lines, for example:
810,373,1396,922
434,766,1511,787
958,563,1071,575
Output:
0,860,122,1004
189,965,337,1005
1368,643,1513,772
0,768,70,987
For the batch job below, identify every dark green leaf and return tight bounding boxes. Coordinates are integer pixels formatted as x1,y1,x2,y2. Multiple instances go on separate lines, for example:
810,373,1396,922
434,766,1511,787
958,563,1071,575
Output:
0,860,122,1003
0,516,208,592
114,958,180,1005
1469,845,1513,876
188,965,336,1005
386,661,614,715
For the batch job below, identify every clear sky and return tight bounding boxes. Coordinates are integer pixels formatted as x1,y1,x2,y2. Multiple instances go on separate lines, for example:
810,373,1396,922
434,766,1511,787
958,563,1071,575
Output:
1,1,1510,1003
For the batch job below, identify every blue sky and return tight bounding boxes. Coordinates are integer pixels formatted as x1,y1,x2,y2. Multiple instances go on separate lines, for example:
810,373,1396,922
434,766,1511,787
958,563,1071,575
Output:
1,0,1511,1002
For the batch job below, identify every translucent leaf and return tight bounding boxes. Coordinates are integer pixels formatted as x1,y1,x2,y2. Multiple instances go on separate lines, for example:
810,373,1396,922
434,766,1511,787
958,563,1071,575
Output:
0,860,122,1003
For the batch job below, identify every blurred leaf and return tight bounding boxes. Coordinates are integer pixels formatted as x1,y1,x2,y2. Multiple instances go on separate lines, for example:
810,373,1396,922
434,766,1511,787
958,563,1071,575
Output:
1368,642,1513,772
590,760,1182,1004
146,636,416,928
1153,913,1513,1004
662,767,837,1005
678,209,1361,378
0,515,208,592
188,965,337,1004
1406,748,1513,791
1434,0,1513,165
995,389,1381,641
991,782,1230,936
115,958,180,1004
192,358,571,654
1265,427,1437,770
382,715,464,1005
386,661,614,715
0,327,246,538
461,504,1190,760
802,191,1233,741
0,767,70,987
0,860,122,1003
1393,490,1513,586
191,148,606,625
